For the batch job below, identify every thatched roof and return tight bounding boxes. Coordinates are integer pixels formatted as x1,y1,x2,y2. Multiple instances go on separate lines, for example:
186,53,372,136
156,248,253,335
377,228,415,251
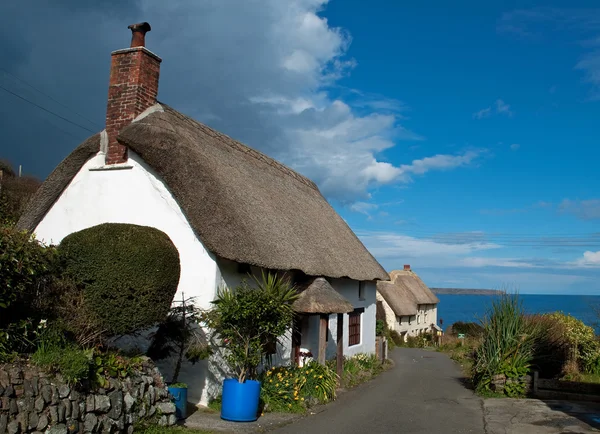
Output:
16,135,100,232
377,268,438,317
293,277,354,314
17,104,388,282
376,281,418,316
390,269,439,305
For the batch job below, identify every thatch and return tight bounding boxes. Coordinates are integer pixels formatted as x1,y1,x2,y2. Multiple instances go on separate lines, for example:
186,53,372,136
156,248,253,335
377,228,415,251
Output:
16,104,387,281
293,277,354,314
389,269,439,305
376,281,418,316
16,135,100,232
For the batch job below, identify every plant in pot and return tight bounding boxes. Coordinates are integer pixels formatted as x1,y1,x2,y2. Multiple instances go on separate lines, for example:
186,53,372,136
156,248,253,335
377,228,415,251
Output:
147,293,211,420
204,271,298,422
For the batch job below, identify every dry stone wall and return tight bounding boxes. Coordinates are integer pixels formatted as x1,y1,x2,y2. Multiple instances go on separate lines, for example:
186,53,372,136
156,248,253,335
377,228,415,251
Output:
0,359,176,434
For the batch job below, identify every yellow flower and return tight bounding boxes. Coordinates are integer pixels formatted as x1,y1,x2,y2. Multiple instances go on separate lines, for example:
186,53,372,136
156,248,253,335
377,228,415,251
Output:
269,379,273,383
313,375,316,378
266,371,271,376
301,398,305,401
288,404,292,408
315,386,319,389
294,397,299,400
319,375,323,379
276,383,280,387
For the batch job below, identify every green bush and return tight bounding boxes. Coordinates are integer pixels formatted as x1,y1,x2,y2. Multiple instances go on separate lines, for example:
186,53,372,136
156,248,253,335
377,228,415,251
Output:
327,353,384,388
450,321,484,338
260,361,338,413
59,223,180,336
473,294,537,397
389,330,404,346
0,226,57,361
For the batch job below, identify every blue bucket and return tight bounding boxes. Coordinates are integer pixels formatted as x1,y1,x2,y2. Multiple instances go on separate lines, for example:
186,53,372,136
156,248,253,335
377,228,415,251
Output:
168,386,188,420
220,379,261,422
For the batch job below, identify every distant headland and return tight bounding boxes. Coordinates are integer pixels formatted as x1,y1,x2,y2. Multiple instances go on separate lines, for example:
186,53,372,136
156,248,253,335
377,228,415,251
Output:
431,288,505,295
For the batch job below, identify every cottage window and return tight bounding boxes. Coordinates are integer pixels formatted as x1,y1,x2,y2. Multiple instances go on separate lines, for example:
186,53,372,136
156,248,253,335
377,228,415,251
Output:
348,308,363,346
358,281,366,300
398,316,402,325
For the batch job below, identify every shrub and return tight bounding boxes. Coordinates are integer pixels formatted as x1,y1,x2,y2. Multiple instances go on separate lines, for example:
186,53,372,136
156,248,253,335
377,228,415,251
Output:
327,353,384,388
450,321,484,338
260,361,337,413
389,330,404,346
205,272,298,383
473,294,537,396
59,223,180,336
0,226,57,361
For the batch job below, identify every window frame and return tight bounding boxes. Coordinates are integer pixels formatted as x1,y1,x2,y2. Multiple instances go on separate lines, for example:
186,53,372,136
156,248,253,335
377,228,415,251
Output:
358,281,366,301
348,307,364,347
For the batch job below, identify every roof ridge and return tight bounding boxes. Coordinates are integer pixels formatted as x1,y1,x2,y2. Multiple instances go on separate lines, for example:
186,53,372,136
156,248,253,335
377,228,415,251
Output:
160,104,319,192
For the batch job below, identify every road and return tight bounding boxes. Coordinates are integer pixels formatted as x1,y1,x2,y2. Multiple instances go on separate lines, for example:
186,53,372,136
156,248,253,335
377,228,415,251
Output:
272,348,485,434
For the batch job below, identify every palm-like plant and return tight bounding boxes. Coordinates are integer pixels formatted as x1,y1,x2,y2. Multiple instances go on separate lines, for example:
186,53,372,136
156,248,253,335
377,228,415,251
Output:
205,271,299,383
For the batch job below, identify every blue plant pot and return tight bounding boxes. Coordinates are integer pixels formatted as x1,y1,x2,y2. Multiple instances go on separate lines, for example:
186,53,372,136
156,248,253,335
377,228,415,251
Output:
168,386,188,420
220,378,261,422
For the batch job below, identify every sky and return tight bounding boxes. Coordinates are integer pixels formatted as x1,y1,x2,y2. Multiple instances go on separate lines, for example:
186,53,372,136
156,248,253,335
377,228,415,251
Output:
1,0,599,295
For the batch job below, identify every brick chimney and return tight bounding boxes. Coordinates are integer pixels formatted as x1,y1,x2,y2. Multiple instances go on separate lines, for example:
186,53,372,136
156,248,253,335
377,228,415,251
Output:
105,22,161,165
404,264,410,271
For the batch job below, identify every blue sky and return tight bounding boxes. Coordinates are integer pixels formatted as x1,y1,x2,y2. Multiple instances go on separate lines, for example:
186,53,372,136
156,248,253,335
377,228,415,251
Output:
1,1,599,294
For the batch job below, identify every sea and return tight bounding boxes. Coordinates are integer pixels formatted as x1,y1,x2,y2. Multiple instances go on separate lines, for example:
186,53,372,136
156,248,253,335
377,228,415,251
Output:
437,294,600,333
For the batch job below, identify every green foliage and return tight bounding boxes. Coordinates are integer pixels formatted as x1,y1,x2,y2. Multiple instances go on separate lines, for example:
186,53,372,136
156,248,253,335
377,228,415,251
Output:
147,295,211,384
260,361,338,413
0,226,57,361
389,330,404,346
0,162,41,225
32,329,92,385
473,294,537,397
326,353,385,388
59,223,181,336
205,271,299,382
375,319,385,337
450,321,484,338
92,352,143,388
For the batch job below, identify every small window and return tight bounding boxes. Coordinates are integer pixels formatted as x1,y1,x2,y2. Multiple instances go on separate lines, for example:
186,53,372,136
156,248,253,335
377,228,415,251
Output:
348,308,363,346
358,281,366,300
397,316,402,325
408,316,412,325
237,263,251,275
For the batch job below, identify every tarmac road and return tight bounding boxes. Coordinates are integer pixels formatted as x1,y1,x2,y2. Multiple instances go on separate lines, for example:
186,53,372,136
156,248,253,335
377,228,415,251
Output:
272,348,485,434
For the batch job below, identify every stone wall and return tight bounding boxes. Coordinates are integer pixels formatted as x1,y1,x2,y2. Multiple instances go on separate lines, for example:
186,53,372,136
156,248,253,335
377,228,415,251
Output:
0,359,176,434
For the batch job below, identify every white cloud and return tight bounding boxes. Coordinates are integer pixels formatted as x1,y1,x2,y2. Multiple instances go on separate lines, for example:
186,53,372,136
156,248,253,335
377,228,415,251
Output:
473,99,513,119
573,251,600,268
510,143,521,150
350,201,378,216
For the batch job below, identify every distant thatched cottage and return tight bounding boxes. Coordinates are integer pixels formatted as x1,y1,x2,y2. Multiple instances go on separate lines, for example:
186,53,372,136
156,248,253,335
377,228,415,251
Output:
376,265,439,340
17,23,388,406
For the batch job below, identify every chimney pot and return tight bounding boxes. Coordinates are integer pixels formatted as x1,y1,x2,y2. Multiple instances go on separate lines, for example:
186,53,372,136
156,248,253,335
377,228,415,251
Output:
404,264,410,271
128,22,151,48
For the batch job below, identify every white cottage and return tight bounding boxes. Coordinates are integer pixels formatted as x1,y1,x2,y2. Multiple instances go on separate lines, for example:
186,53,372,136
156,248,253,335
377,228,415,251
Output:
376,265,439,340
16,23,388,406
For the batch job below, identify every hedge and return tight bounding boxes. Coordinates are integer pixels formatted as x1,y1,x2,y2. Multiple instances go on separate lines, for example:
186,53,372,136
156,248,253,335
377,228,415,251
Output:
59,223,180,336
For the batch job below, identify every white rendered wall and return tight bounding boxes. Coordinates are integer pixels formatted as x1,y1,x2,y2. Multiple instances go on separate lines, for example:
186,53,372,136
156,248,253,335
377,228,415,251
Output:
326,279,377,359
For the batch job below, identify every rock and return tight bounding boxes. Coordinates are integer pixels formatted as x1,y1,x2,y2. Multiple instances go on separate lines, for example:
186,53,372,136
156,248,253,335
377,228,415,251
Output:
123,393,135,412
51,385,60,404
84,413,98,433
157,402,176,415
7,420,19,434
58,384,71,399
0,414,7,434
28,411,39,430
41,384,52,403
58,401,67,422
147,385,156,404
4,385,14,397
158,415,168,426
127,426,134,434
137,405,147,418
148,404,156,417
23,379,35,397
86,394,95,413
9,398,18,415
49,404,59,423
31,376,39,395
167,414,177,426
36,413,49,431
66,419,79,434
70,390,80,402
72,400,80,420
0,385,4,396
78,402,86,420
95,394,111,413
107,390,123,419
9,368,23,385
35,396,45,412
47,423,69,434
17,397,34,412
1,396,9,410
0,370,10,387
63,398,72,418
39,377,50,386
